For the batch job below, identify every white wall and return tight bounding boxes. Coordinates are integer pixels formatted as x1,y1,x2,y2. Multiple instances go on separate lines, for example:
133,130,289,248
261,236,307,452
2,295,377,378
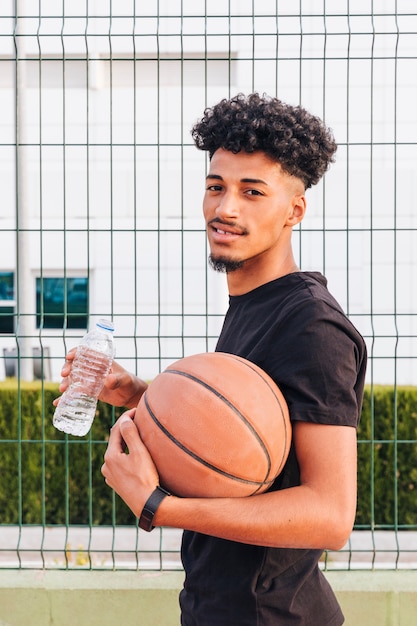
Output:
0,0,416,383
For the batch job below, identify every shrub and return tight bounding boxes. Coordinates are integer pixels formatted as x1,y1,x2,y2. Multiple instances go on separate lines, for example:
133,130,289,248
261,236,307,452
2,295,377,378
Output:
356,385,417,528
1,382,416,528
0,380,135,525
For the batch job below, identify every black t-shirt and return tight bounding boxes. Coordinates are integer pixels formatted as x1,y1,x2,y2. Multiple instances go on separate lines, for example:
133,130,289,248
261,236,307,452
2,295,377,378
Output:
180,272,367,626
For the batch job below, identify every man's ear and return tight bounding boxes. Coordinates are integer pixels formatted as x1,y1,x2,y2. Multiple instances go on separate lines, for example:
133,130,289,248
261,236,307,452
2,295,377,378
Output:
286,195,306,227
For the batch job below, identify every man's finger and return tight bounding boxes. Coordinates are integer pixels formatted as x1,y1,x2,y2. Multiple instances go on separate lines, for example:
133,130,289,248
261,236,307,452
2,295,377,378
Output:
118,410,145,452
106,417,127,454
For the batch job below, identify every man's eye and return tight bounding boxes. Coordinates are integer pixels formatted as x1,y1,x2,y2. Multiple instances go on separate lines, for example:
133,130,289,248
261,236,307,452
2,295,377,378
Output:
207,185,222,191
246,189,263,196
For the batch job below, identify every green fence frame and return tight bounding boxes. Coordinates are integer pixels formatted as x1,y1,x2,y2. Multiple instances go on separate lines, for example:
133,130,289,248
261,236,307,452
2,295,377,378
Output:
0,1,416,571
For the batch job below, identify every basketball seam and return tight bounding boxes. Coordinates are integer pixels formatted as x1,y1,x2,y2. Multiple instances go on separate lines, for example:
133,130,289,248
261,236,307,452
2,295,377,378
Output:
217,353,291,475
143,390,274,491
164,368,273,479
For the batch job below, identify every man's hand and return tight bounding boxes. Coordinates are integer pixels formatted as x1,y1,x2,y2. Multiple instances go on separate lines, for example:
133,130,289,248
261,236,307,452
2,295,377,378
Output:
54,349,148,409
101,409,161,518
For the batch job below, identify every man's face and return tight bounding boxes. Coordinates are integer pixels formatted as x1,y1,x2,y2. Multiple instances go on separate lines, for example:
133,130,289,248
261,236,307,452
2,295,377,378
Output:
203,148,305,274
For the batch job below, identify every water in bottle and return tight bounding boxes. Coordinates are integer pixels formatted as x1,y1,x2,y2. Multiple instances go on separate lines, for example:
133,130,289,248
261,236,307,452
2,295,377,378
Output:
53,319,115,436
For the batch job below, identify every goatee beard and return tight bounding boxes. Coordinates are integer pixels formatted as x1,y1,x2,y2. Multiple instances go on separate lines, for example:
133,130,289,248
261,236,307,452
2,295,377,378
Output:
208,254,244,273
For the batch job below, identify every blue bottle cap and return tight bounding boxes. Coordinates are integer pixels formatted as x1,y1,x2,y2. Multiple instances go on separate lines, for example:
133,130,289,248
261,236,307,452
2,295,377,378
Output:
96,318,114,332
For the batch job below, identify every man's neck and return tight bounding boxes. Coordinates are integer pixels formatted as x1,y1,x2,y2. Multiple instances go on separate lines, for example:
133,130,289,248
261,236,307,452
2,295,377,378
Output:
226,256,300,296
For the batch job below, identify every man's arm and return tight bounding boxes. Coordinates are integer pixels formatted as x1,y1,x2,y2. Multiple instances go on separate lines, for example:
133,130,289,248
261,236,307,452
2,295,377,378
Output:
102,414,357,551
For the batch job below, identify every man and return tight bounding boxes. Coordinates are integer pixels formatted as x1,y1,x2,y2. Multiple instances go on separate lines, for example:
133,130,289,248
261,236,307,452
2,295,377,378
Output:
59,93,367,625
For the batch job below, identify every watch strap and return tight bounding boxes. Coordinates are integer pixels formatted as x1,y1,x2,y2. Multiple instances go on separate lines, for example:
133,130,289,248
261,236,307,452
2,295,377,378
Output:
139,486,171,532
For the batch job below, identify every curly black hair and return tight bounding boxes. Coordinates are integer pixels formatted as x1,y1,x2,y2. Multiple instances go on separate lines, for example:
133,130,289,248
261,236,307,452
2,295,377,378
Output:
191,93,337,189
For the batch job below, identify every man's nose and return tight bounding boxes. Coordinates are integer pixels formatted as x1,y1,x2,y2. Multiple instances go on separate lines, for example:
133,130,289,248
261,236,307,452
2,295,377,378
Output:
215,191,239,220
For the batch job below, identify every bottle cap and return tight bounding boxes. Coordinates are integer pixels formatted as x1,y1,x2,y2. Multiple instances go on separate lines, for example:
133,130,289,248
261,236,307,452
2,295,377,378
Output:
96,318,114,332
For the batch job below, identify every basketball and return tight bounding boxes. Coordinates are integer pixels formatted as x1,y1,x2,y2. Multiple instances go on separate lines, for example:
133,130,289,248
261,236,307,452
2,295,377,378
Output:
134,352,291,498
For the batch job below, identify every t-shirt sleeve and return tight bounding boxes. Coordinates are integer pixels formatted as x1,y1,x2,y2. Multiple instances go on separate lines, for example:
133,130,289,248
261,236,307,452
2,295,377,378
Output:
265,300,365,428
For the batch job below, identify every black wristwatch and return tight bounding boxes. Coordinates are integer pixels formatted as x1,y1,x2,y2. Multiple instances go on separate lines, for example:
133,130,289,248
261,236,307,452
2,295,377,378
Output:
138,486,171,532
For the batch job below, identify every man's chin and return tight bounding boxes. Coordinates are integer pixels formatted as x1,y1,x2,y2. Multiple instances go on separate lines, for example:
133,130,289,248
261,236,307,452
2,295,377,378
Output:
208,255,244,273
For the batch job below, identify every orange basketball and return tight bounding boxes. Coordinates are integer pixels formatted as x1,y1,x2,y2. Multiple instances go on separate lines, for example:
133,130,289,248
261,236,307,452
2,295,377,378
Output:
134,352,291,498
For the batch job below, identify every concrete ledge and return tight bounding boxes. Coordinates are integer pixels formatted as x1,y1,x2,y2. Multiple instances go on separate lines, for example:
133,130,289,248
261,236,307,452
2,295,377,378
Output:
327,571,417,626
0,570,183,626
1,570,417,625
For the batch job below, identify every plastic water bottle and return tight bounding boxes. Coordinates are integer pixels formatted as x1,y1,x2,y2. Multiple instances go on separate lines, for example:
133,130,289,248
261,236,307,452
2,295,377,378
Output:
53,319,115,436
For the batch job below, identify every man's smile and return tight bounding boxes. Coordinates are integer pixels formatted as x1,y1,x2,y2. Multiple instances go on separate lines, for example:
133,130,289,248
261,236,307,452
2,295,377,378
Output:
208,220,248,241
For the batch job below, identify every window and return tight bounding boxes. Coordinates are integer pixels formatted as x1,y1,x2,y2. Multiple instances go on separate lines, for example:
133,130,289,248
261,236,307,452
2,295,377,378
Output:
0,272,15,334
36,277,89,329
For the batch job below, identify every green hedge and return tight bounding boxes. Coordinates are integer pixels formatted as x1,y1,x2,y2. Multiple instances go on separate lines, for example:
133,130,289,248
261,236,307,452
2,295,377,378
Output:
0,381,134,525
0,382,416,528
356,386,417,528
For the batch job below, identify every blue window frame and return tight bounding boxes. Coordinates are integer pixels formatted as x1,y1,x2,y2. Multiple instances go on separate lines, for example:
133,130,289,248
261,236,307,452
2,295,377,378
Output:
0,272,15,334
36,277,89,329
